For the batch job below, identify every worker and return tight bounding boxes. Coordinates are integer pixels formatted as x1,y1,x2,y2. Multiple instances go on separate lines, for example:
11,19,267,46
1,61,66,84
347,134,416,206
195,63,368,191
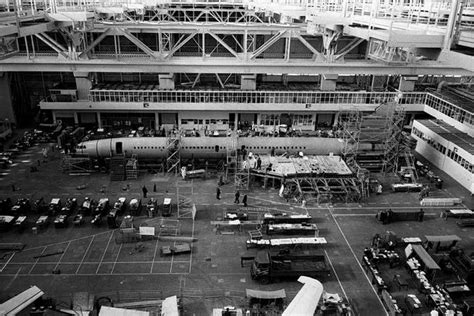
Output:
242,194,248,207
256,155,262,169
142,185,148,198
418,208,425,222
234,190,240,204
216,186,222,200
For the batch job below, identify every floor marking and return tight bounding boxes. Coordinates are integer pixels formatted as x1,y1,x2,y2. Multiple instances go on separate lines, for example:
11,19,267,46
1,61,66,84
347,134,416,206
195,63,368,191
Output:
53,241,71,271
28,246,47,274
324,249,349,303
151,238,160,274
189,216,195,274
1,260,191,266
76,236,95,274
23,230,112,252
170,242,175,273
4,267,22,290
0,252,16,272
111,243,123,274
327,206,388,316
96,231,115,274
0,272,191,276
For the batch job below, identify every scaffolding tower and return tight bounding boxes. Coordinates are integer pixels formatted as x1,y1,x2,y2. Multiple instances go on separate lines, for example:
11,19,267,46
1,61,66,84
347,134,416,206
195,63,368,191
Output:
399,132,419,183
338,109,368,199
126,154,139,180
166,131,181,174
382,105,406,175
226,132,250,189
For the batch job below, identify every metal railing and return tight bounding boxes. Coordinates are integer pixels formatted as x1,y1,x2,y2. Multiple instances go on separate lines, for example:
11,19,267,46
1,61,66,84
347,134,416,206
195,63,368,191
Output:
88,89,427,106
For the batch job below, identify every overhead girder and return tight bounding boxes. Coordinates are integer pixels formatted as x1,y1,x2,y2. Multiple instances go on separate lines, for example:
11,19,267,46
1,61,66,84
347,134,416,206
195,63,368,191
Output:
208,31,241,59
79,28,112,58
91,23,309,35
34,33,68,58
250,30,285,59
0,56,471,75
117,28,157,59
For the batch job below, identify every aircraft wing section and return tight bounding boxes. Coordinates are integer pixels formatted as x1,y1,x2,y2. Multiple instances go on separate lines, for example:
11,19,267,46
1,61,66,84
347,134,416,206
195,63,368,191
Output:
282,276,323,316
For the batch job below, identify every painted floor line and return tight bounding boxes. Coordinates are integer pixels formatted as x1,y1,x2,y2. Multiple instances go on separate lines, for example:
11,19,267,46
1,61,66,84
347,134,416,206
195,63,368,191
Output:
324,249,349,303
328,206,388,316
2,260,191,265
96,231,115,274
53,241,71,271
28,246,47,275
0,272,191,276
24,230,113,252
0,252,16,272
76,236,95,274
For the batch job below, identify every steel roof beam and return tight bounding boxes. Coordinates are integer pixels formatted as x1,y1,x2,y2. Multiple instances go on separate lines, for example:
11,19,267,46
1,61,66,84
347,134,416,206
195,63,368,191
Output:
1,57,471,75
34,33,68,59
295,34,325,62
117,28,157,59
208,31,241,60
334,38,365,61
250,30,285,60
78,28,112,59
164,32,197,60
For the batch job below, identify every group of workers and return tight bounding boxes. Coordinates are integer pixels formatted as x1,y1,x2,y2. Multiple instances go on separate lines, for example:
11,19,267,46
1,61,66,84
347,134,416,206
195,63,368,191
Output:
215,187,248,207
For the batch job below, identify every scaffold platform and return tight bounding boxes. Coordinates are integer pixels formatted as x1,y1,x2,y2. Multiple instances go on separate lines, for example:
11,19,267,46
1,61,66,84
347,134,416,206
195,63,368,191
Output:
251,155,353,179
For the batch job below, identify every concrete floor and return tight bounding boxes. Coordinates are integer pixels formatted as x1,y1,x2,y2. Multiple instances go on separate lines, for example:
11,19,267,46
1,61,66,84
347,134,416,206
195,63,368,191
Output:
0,139,473,315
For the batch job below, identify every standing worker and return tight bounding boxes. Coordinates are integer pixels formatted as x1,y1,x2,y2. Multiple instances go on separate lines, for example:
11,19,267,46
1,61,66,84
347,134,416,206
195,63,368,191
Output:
242,194,248,207
418,208,425,222
234,190,240,204
142,185,148,198
216,186,222,200
256,155,262,169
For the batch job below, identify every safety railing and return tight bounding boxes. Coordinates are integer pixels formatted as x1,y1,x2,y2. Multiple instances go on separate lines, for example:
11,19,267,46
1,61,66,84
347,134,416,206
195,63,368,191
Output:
425,93,473,126
87,89,427,106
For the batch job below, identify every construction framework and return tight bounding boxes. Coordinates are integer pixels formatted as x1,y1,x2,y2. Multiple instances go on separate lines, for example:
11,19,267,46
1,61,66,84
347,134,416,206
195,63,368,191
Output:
338,108,369,200
286,176,363,205
61,155,93,175
226,132,250,190
382,104,406,175
166,132,181,174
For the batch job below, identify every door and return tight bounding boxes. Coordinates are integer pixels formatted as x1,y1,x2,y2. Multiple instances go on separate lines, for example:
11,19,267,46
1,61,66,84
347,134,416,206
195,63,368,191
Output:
116,142,123,155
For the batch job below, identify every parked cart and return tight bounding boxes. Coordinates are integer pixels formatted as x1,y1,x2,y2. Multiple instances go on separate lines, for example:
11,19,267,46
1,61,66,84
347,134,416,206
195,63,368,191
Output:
48,198,61,215
162,198,172,217
160,243,191,256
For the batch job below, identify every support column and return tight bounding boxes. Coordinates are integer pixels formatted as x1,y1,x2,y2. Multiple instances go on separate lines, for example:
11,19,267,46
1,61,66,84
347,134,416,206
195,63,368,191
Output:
444,0,460,49
241,74,256,90
159,73,175,90
97,112,102,128
155,112,160,130
74,72,92,101
320,74,338,91
398,76,417,92
0,73,16,124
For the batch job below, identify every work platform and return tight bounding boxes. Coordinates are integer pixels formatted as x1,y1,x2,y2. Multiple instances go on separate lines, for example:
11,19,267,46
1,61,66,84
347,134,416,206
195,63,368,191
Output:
248,155,362,204
252,155,353,179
